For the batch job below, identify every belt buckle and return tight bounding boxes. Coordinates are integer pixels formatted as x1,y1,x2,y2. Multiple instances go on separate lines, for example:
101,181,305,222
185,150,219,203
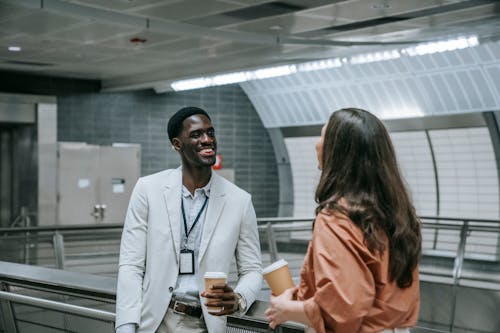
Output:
172,300,186,316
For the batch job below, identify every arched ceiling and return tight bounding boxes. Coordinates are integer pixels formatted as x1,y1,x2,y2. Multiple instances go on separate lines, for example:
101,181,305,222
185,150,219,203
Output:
241,39,500,127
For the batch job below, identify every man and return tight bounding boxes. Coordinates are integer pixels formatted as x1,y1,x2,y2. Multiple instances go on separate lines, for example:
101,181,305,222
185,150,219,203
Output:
115,106,262,333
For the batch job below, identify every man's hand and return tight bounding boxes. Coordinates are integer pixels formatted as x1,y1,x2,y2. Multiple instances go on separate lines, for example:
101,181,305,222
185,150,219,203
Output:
201,283,238,316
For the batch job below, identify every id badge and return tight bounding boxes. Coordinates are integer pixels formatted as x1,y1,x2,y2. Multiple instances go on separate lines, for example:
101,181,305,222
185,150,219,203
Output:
179,249,195,275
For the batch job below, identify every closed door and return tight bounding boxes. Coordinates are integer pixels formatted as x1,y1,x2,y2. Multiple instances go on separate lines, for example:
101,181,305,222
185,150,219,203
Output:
98,145,140,224
57,143,99,225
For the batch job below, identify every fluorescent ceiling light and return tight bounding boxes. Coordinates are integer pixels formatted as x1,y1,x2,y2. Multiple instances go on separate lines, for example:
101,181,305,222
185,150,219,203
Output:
350,50,400,65
8,46,21,52
171,78,211,91
169,35,479,92
403,36,478,56
254,65,296,79
297,59,342,72
171,65,297,91
212,72,250,85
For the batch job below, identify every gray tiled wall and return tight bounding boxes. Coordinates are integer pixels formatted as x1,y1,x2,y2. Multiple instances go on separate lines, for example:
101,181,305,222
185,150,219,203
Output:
57,86,279,217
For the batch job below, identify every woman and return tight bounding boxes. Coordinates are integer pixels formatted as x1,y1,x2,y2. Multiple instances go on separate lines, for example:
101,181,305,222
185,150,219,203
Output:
265,108,421,333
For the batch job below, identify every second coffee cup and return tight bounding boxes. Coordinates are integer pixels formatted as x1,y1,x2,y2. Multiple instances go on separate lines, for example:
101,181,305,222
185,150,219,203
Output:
263,259,295,295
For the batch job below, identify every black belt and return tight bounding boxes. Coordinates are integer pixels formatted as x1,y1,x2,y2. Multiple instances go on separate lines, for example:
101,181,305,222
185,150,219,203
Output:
169,299,203,318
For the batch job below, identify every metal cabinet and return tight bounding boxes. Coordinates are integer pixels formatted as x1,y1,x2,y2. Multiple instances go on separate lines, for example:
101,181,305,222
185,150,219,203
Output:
57,142,140,225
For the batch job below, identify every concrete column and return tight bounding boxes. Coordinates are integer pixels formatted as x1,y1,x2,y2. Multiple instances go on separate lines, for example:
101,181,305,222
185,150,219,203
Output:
38,103,58,226
266,128,293,217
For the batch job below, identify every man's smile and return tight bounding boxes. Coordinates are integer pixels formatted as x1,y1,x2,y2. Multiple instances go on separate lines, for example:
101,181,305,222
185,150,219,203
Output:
199,147,215,157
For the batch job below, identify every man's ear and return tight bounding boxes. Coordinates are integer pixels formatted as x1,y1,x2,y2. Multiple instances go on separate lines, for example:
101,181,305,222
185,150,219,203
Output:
172,138,182,151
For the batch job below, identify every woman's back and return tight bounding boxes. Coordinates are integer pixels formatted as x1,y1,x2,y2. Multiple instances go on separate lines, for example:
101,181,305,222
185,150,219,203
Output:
298,211,419,333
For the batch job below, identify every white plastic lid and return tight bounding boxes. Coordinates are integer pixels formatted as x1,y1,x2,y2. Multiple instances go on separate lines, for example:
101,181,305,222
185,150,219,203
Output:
204,272,227,279
262,259,288,275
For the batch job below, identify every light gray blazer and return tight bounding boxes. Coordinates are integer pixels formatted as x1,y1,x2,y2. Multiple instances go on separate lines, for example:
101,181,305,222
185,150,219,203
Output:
115,168,262,333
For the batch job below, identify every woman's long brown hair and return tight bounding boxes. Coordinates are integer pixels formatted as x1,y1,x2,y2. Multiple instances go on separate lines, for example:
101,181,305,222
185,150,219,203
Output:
315,108,421,288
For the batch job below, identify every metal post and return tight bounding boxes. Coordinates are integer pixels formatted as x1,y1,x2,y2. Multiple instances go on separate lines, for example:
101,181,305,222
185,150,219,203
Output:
266,223,279,262
449,220,469,332
425,130,440,250
0,283,18,333
22,207,31,264
52,232,65,270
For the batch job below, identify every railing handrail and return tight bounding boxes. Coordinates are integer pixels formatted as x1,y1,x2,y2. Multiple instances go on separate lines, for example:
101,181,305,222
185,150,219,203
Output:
1,215,499,235
0,290,116,321
419,215,500,224
420,222,500,231
0,261,116,300
0,223,124,234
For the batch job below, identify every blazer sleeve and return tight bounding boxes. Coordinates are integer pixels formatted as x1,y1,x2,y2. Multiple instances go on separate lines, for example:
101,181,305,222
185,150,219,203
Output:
233,194,263,313
302,217,376,333
115,178,148,328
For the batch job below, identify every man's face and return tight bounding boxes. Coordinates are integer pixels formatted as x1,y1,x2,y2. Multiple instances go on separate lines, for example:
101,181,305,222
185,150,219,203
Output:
173,114,217,168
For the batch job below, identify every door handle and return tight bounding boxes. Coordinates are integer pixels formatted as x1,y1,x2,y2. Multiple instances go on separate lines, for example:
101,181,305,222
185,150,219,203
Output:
91,204,106,223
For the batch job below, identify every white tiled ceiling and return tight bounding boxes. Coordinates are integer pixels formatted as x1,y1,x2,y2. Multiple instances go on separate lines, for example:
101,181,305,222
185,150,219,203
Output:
242,39,500,126
0,0,498,92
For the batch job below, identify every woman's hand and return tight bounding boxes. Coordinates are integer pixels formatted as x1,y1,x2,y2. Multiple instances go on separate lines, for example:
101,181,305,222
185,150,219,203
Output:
265,286,298,329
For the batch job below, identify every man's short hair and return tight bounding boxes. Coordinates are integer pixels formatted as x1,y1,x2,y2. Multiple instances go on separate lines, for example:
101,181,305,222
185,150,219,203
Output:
167,106,211,142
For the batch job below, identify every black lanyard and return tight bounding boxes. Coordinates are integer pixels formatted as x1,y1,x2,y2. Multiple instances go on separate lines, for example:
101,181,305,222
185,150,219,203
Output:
181,196,208,240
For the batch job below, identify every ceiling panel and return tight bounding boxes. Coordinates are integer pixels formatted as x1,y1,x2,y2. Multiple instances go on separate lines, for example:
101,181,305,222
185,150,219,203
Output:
0,11,83,35
33,46,117,65
133,0,242,20
146,36,227,55
48,22,140,44
70,0,178,12
0,0,498,92
0,34,77,60
220,11,336,34
184,0,331,28
0,1,35,21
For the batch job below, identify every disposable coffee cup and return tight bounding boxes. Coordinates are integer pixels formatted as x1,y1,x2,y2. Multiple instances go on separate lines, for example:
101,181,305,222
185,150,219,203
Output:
263,259,294,295
203,272,227,312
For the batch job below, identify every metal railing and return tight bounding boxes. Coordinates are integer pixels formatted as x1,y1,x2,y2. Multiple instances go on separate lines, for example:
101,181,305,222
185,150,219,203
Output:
0,260,117,333
0,224,123,274
1,216,499,332
0,261,302,333
1,216,499,282
0,291,115,320
258,216,500,333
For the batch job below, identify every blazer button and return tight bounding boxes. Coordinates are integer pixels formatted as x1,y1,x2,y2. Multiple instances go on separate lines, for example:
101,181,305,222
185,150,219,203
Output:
169,286,173,292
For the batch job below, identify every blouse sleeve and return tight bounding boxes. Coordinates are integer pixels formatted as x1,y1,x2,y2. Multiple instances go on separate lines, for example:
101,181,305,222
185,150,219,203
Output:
302,215,377,333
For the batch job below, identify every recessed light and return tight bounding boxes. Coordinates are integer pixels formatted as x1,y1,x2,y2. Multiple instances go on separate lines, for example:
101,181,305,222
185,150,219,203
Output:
371,3,391,9
269,25,283,31
8,46,21,52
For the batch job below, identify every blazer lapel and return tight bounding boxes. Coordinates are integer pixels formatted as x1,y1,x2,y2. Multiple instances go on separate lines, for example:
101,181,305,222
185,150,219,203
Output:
163,168,182,264
199,173,226,263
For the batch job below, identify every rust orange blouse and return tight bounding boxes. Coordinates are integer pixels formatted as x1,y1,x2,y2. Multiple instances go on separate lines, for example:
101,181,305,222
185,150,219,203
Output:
298,210,420,333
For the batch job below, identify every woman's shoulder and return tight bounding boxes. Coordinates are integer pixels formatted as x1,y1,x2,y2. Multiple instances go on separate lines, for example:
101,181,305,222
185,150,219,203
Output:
315,209,364,241
315,209,383,263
